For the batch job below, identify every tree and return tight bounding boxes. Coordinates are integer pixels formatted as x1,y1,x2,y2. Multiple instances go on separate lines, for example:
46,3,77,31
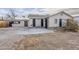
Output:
65,19,79,32
6,9,17,27
6,9,16,20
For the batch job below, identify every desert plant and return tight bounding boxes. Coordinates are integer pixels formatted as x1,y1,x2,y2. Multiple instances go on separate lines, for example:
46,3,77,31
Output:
15,37,40,49
65,19,79,32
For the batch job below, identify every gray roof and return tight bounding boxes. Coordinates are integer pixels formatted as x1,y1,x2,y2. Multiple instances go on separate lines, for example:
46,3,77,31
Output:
47,8,79,17
28,14,50,18
57,8,79,17
49,11,73,18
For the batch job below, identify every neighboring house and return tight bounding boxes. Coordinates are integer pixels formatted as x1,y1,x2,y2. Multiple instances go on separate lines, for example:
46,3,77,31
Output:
0,11,74,28
5,15,29,27
11,16,29,27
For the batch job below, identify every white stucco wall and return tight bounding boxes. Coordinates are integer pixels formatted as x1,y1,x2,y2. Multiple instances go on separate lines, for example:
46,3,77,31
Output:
48,13,72,27
28,19,33,27
28,18,45,27
12,21,24,27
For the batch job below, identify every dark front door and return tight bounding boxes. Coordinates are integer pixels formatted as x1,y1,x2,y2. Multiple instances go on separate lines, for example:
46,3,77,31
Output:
59,19,62,27
24,21,28,27
41,19,43,27
45,18,48,28
33,19,36,27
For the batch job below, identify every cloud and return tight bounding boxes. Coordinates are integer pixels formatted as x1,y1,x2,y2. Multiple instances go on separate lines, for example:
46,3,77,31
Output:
40,8,62,14
21,8,61,15
0,8,62,16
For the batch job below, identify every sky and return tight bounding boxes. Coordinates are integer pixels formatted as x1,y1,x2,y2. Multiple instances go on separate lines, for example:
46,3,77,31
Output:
0,8,61,16
0,8,79,17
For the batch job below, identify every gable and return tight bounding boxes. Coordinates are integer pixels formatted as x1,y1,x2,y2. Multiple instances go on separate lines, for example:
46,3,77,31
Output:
49,11,73,19
49,13,71,20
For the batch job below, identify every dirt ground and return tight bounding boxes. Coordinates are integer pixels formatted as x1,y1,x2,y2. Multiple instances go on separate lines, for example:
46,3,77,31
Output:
16,32,79,50
0,28,79,50
0,27,53,50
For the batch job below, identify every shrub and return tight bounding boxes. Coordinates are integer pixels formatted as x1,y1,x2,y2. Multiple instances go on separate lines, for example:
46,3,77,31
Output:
15,37,40,49
65,19,79,32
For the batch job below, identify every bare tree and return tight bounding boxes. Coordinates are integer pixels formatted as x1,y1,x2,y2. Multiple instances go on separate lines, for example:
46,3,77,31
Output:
5,9,17,27
6,9,16,20
10,9,16,18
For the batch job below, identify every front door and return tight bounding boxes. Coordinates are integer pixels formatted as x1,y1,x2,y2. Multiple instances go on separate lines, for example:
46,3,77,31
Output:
24,21,28,27
59,19,62,27
41,19,43,27
33,19,36,27
45,18,48,28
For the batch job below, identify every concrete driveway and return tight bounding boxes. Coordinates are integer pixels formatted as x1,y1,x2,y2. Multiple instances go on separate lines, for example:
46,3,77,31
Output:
0,27,53,49
16,28,53,35
0,27,53,35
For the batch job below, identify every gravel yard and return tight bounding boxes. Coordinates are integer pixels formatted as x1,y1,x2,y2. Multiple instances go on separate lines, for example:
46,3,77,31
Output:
16,32,79,50
0,27,53,50
0,27,79,50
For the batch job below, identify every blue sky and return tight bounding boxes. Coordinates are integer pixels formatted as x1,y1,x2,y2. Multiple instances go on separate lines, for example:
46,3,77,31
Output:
0,8,61,15
0,8,49,15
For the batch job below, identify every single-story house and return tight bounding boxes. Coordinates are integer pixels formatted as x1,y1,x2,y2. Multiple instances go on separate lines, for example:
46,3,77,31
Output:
0,11,74,28
2,15,29,27
27,11,73,28
10,16,29,27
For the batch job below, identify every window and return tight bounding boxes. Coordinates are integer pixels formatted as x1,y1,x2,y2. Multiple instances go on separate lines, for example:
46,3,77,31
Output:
33,19,36,27
41,19,43,27
55,19,57,24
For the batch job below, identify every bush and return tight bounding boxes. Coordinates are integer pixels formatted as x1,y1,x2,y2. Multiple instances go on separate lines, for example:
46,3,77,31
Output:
65,19,79,32
15,37,40,49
